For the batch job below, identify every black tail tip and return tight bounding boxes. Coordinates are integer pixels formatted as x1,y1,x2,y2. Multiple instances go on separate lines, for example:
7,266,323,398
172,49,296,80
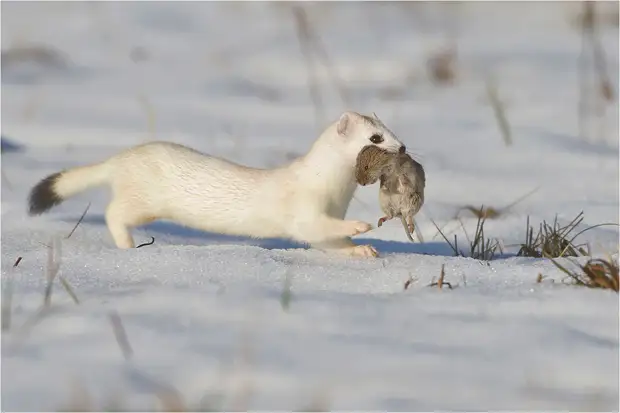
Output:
28,172,63,215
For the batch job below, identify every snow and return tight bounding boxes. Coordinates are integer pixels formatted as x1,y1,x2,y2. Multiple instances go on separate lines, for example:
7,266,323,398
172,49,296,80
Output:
1,2,619,411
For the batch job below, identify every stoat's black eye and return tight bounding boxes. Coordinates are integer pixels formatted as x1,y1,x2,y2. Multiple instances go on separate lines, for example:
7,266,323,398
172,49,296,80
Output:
369,134,383,144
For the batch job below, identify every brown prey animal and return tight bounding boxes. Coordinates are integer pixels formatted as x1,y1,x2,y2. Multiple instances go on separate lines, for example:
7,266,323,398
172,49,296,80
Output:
356,145,425,242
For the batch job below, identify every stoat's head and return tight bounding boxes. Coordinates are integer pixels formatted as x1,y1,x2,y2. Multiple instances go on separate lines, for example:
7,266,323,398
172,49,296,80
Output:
334,111,406,160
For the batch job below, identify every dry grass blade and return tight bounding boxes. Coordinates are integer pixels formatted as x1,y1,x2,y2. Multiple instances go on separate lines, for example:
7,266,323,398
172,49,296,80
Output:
462,208,499,261
517,211,612,258
108,310,134,361
485,76,512,146
429,216,462,257
412,217,425,243
428,265,453,289
577,2,592,141
292,4,351,106
559,221,620,257
280,272,293,312
460,205,502,219
291,4,325,130
403,274,417,291
58,276,80,305
1,257,22,331
577,2,615,142
1,167,14,192
427,48,457,86
455,187,539,220
550,256,619,292
305,23,351,106
536,273,554,284
137,92,157,140
438,264,446,290
431,211,498,261
586,3,615,103
44,238,62,307
66,202,91,239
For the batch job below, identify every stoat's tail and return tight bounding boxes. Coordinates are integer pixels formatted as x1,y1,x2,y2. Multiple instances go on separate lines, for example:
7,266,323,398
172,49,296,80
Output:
28,162,110,215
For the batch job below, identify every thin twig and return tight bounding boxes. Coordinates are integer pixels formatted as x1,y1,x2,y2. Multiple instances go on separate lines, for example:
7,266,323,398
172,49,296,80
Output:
136,236,155,249
66,202,91,239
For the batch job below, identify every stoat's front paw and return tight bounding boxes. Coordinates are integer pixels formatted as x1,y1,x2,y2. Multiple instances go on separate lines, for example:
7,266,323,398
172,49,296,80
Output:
350,244,378,258
346,220,373,237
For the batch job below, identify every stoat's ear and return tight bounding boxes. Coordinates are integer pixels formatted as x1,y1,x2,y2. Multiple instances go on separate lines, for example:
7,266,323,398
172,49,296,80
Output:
372,112,380,120
337,112,352,136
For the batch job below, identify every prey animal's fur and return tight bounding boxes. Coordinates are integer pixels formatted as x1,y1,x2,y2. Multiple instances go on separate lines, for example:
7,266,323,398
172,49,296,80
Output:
356,145,425,242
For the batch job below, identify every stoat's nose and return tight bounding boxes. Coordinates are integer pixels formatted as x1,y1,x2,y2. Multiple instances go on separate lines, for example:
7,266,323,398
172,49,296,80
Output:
399,145,406,154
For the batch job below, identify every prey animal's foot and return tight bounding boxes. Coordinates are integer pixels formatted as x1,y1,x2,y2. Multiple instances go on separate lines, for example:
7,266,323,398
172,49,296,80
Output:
377,216,389,227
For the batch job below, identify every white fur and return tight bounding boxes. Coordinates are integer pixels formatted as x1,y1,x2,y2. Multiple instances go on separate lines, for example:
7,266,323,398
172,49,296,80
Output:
37,111,406,257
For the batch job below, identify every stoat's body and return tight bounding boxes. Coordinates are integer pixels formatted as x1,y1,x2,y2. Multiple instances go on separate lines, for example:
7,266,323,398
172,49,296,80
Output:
28,111,406,257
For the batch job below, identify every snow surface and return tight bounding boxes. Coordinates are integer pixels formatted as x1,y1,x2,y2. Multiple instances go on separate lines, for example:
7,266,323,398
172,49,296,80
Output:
1,2,619,411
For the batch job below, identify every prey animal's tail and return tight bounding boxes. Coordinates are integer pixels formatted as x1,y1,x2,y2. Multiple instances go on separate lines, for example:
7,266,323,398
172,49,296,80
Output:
28,162,110,215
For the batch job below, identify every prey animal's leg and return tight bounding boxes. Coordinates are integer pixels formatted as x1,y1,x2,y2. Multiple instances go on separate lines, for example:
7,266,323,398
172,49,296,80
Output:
406,215,415,234
378,216,391,227
399,216,415,242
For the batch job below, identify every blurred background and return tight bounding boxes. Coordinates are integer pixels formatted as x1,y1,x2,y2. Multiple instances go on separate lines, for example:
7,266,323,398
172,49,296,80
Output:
1,1,619,245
